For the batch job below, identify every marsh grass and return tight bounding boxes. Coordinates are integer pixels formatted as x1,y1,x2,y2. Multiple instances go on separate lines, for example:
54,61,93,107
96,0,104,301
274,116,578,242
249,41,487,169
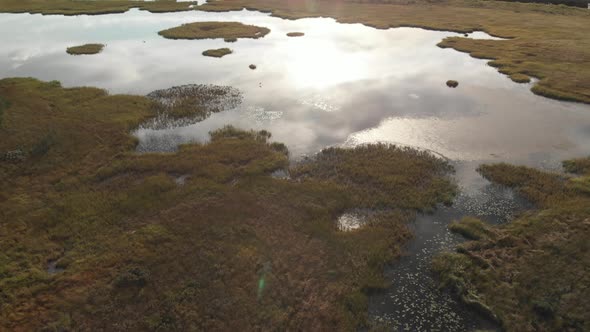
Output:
434,159,590,331
0,78,456,331
202,47,233,58
158,21,270,40
66,43,104,55
290,144,457,211
448,217,496,240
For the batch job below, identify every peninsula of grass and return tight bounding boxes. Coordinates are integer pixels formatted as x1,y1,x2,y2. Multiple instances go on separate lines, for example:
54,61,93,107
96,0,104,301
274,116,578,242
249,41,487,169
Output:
0,78,456,331
433,159,590,331
66,43,104,55
202,47,233,58
158,21,270,41
287,32,304,37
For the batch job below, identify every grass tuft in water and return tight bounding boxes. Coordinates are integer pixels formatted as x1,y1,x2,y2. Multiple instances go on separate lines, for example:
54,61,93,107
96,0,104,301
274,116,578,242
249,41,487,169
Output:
202,47,233,58
66,43,104,55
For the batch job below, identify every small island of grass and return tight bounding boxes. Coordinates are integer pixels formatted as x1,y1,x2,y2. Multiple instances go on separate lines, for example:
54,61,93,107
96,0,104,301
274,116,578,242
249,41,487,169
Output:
66,43,104,55
202,48,233,58
446,80,459,88
158,21,270,40
286,32,304,37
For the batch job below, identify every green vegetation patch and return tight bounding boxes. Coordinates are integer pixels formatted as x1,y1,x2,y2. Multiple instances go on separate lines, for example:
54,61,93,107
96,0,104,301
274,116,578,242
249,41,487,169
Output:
158,21,270,40
202,47,233,58
0,78,456,331
66,43,104,55
434,159,590,331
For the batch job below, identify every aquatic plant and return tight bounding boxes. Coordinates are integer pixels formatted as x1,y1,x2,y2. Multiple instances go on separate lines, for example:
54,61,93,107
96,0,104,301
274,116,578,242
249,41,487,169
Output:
66,43,104,55
202,47,233,58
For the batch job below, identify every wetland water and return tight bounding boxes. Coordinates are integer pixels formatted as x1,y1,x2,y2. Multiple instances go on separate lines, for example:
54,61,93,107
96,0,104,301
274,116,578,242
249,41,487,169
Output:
2,7,590,331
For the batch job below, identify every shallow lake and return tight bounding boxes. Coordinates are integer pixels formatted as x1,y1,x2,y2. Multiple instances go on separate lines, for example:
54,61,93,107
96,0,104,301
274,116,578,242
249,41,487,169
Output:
1,7,590,331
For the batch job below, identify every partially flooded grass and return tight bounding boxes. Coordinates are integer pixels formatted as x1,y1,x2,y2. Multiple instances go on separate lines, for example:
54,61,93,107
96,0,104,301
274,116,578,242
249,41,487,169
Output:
158,21,270,40
434,158,590,331
66,43,104,55
0,78,456,331
144,83,242,128
202,47,233,58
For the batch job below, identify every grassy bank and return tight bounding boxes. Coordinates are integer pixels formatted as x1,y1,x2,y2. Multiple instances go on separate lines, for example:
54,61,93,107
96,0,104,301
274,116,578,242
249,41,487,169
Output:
0,78,456,331
0,0,196,15
433,159,590,331
158,21,270,40
66,43,104,55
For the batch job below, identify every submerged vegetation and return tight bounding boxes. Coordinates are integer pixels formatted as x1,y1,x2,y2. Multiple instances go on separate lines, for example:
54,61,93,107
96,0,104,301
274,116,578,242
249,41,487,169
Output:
0,78,456,330
144,83,242,128
202,47,233,58
66,43,104,55
158,21,270,40
433,159,590,331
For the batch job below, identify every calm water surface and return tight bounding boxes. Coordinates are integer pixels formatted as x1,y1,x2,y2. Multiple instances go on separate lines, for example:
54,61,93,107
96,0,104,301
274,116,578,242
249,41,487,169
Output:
1,8,590,331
